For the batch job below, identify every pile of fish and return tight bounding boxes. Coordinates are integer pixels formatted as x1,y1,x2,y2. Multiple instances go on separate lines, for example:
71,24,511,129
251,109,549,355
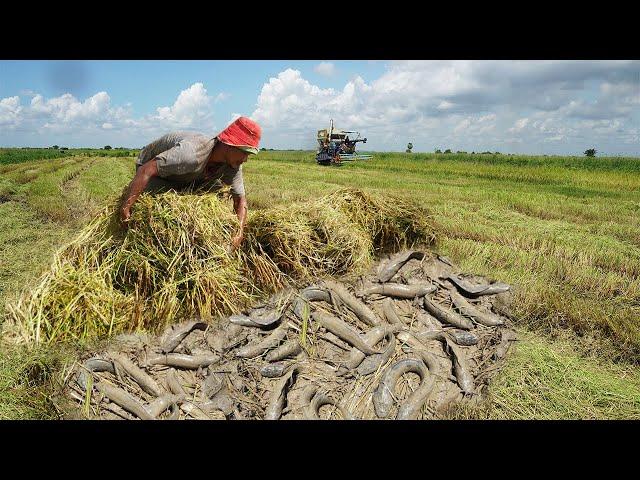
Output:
65,251,517,420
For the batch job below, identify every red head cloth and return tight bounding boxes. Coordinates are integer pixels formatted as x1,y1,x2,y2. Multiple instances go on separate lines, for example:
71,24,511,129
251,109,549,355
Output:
217,116,262,154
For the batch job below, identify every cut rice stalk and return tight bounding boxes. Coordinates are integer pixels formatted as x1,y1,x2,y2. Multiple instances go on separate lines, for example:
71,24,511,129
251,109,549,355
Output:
6,187,436,345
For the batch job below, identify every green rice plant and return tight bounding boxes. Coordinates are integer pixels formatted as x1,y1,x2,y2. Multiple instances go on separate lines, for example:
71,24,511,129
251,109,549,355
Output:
0,148,69,166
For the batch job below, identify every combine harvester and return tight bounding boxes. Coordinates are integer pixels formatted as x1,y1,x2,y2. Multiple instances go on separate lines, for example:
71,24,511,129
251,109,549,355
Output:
316,119,373,166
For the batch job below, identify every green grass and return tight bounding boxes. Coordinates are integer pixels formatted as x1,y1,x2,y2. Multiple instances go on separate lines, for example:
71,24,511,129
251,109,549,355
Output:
0,148,139,167
245,152,640,360
1,149,639,419
0,156,134,307
0,202,71,307
448,329,640,420
0,148,69,165
0,344,76,420
67,148,140,158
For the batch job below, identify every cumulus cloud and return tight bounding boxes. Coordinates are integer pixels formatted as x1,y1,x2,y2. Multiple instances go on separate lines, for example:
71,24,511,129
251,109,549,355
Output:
251,61,640,153
509,118,529,132
23,92,114,130
0,82,228,143
544,135,565,142
314,62,336,77
0,96,22,126
154,82,213,127
2,61,638,154
253,69,337,129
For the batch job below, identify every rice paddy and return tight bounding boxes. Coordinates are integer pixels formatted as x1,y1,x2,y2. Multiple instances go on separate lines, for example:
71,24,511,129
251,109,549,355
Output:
1,149,639,419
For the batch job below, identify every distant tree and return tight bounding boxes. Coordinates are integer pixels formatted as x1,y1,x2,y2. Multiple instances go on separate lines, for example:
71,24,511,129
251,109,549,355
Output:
435,149,442,154
103,145,112,150
494,151,501,155
471,151,475,154
444,149,452,154
52,145,59,149
406,142,413,153
584,148,596,157
60,147,68,150
456,151,467,154
260,147,267,151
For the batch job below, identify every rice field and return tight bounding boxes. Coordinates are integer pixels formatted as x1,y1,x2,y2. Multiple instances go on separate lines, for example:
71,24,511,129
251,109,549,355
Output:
0,147,139,166
1,149,639,419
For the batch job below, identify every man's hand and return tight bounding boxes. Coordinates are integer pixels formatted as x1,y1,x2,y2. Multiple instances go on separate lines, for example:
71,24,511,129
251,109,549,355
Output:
120,206,131,226
231,194,247,252
231,232,244,251
119,159,158,228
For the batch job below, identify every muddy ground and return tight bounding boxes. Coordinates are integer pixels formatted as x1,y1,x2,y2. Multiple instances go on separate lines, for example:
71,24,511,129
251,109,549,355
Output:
64,250,517,420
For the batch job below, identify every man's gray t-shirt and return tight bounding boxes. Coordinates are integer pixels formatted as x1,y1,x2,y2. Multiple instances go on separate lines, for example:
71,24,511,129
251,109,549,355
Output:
136,131,245,196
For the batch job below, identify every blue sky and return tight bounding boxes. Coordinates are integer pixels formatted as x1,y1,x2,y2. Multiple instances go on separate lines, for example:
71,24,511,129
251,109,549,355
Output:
0,61,386,114
1,60,638,155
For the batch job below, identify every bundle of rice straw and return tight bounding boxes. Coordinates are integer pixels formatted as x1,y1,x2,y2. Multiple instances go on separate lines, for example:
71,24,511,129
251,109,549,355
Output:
243,188,434,281
5,187,435,344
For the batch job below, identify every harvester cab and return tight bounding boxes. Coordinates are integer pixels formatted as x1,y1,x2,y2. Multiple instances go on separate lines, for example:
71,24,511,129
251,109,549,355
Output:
316,119,372,165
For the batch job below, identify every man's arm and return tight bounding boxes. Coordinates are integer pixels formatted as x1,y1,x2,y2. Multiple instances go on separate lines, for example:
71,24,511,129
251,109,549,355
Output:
231,194,248,249
120,159,159,224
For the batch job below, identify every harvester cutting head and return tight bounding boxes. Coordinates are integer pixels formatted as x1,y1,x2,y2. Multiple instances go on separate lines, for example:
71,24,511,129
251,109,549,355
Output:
316,119,372,166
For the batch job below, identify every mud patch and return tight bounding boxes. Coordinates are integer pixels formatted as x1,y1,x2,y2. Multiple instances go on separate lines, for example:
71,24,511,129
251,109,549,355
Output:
64,250,517,420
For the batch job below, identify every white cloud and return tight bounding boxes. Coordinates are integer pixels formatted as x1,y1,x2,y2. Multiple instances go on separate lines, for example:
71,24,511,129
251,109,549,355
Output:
2,61,638,155
314,62,336,77
0,96,22,126
0,82,228,147
509,118,529,132
454,118,472,134
251,61,640,153
453,115,496,136
253,69,337,129
26,92,112,127
154,82,213,127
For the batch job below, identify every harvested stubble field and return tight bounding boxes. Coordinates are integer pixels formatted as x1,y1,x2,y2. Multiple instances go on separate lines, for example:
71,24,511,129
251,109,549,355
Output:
0,149,639,419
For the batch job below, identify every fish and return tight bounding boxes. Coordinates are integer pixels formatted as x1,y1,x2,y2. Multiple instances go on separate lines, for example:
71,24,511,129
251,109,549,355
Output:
235,323,289,359
322,279,381,326
423,297,474,330
372,358,434,420
109,352,164,397
146,353,221,369
292,286,331,320
448,288,504,326
312,310,384,355
265,340,303,362
160,320,208,353
361,282,436,299
264,366,299,420
447,274,510,296
378,251,425,283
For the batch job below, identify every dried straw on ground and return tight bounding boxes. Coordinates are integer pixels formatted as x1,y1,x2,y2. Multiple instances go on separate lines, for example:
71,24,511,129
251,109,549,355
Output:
5,187,436,345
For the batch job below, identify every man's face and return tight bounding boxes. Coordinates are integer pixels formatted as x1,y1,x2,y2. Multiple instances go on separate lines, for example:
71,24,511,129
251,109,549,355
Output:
225,144,250,169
